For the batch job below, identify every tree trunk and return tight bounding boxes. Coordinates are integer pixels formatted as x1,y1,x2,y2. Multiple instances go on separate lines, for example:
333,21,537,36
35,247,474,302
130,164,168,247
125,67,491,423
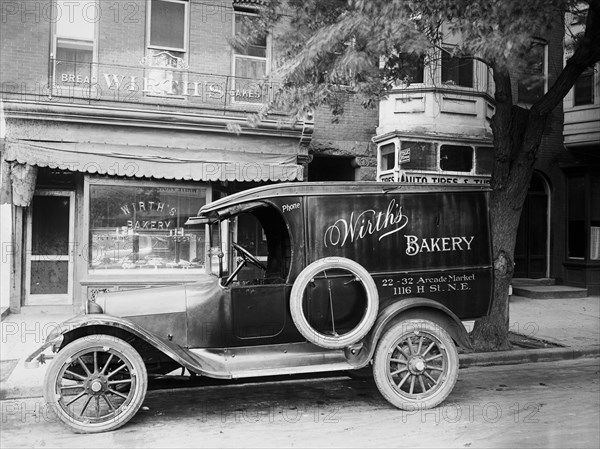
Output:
470,2,600,351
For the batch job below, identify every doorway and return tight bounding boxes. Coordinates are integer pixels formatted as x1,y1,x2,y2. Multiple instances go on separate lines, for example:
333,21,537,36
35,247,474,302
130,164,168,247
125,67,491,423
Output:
308,155,355,181
24,191,75,305
514,172,549,279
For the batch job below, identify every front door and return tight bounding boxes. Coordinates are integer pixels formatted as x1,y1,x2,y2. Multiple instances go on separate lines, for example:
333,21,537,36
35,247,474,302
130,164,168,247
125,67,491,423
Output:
24,191,75,305
514,173,548,279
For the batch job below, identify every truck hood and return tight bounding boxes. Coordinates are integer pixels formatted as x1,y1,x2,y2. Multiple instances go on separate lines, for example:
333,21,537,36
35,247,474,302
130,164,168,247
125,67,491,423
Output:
95,273,218,318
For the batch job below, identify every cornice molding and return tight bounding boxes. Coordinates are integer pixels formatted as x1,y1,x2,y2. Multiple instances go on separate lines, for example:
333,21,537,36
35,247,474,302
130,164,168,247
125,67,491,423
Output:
2,100,305,139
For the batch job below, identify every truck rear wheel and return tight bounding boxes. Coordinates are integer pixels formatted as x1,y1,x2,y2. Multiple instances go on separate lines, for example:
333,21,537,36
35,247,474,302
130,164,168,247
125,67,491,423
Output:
44,335,148,433
290,257,379,349
373,319,459,410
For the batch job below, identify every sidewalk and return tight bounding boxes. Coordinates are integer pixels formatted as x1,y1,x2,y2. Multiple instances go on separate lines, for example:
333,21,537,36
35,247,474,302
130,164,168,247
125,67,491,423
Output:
1,295,599,400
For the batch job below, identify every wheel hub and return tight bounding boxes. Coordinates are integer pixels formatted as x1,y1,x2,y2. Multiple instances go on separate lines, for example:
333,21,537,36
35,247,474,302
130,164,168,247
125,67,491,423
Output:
85,376,107,395
408,356,426,374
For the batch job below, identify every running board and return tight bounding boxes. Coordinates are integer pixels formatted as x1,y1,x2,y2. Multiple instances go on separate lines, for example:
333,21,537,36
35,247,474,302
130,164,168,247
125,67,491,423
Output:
188,342,357,379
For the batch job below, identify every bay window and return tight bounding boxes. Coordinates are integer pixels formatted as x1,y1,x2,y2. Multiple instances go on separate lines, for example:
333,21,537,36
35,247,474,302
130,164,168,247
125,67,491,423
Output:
441,49,473,88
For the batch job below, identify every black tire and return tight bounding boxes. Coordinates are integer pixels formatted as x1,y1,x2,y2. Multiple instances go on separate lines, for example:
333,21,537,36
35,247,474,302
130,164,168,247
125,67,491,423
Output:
290,257,379,349
44,335,148,433
373,319,459,410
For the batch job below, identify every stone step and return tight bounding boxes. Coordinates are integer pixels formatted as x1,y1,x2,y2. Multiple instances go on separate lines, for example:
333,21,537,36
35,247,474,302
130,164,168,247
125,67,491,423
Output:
512,277,556,286
512,285,588,299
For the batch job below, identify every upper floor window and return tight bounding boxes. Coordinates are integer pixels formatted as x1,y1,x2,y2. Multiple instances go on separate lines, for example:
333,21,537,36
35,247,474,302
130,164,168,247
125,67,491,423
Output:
518,39,546,104
384,52,424,85
441,49,473,88
573,66,595,106
145,0,190,96
52,0,97,86
233,11,270,88
148,0,188,52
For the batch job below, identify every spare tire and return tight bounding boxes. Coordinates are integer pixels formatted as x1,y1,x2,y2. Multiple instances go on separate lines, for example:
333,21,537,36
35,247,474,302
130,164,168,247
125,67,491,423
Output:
290,257,379,349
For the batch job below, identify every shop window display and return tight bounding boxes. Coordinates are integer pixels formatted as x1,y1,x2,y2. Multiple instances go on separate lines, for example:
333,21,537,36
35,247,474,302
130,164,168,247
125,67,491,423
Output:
89,184,206,271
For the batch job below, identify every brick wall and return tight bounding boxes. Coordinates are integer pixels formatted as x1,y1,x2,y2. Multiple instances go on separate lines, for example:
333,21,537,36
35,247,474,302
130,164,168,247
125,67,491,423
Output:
0,1,268,107
0,0,52,97
309,97,379,180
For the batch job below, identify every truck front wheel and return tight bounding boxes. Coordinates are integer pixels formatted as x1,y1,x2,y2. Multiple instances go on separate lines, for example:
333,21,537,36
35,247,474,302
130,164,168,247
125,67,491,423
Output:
373,319,459,410
44,334,148,433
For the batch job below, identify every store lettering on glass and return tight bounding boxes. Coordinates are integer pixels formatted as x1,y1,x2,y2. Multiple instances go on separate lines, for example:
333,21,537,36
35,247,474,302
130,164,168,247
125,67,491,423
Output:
324,199,409,247
119,201,177,230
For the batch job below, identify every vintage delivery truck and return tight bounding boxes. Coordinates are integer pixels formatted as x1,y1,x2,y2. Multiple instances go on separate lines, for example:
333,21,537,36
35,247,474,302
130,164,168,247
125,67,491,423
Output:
26,182,493,433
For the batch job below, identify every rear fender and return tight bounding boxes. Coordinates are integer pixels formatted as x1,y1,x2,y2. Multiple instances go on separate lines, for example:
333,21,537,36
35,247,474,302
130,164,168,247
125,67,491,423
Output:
348,297,473,368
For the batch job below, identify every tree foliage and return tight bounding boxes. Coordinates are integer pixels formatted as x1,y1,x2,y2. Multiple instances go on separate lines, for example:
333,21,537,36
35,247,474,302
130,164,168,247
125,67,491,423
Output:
253,0,600,349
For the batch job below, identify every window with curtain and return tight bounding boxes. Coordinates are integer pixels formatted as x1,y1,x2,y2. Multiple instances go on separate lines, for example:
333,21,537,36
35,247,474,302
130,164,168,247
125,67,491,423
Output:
232,11,269,103
53,0,97,86
146,0,189,96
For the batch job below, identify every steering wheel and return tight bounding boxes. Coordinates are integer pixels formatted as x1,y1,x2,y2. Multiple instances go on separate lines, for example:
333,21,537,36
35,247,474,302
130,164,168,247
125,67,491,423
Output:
232,242,267,271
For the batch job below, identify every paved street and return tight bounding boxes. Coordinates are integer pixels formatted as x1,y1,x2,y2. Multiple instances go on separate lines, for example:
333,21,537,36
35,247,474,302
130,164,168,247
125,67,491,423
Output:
1,358,598,448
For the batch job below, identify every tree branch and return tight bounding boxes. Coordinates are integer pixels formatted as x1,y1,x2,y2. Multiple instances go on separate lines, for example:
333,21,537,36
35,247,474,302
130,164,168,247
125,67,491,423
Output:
532,0,600,116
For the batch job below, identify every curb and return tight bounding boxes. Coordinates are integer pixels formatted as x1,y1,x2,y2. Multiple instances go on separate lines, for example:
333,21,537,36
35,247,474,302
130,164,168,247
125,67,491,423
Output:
459,345,600,368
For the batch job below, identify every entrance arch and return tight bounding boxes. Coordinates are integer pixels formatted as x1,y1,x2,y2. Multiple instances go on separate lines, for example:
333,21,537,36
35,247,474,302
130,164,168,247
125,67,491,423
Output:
514,171,550,279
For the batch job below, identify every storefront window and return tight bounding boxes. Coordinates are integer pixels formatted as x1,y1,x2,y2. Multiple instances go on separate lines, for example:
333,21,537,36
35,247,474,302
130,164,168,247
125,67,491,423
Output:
440,145,473,172
88,183,207,271
379,143,396,171
475,147,494,175
400,141,437,171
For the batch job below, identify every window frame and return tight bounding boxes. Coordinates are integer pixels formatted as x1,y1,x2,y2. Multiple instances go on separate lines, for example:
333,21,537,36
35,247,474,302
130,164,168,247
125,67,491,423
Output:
83,176,211,275
573,66,596,107
376,138,494,181
51,0,99,89
440,46,474,88
231,9,272,104
517,38,548,105
146,0,190,53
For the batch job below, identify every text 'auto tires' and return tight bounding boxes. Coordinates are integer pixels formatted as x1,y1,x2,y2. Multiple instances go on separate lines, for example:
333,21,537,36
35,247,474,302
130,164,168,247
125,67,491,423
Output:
43,334,148,433
290,257,379,349
373,319,459,410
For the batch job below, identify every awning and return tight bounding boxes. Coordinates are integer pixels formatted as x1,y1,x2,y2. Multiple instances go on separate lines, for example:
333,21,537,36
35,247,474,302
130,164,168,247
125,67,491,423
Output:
3,139,303,182
1,138,303,206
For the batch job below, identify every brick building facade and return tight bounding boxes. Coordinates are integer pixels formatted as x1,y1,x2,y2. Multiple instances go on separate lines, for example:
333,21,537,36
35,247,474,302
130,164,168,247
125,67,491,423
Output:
0,0,319,313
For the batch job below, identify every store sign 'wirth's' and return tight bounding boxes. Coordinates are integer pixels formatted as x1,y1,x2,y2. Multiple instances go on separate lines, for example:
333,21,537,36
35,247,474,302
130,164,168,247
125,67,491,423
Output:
58,72,265,100
119,201,176,230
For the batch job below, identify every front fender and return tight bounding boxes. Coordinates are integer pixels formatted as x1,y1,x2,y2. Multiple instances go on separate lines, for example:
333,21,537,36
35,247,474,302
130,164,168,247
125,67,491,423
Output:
25,314,230,378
